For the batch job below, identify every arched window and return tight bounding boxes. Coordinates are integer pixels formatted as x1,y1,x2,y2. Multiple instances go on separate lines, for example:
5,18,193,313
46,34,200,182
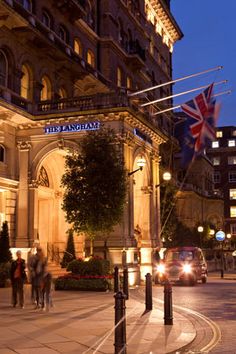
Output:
20,64,31,99
0,50,7,87
38,166,49,187
117,67,122,87
58,87,67,99
0,145,5,163
23,0,33,12
40,75,52,101
42,10,52,29
59,25,69,43
87,49,95,68
74,38,83,56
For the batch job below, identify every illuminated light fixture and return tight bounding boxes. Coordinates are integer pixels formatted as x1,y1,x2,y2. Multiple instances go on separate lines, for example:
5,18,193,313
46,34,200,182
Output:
209,229,215,236
198,226,204,233
226,233,232,239
128,156,146,176
156,171,172,187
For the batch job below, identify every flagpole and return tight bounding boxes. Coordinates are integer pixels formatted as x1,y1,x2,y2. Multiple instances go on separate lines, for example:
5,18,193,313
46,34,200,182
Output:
140,80,227,108
153,90,232,116
128,66,223,97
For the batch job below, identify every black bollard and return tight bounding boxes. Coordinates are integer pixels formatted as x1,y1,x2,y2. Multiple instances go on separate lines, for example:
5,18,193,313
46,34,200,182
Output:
123,268,129,300
145,273,153,311
114,266,119,293
221,268,224,278
114,291,127,354
164,279,173,325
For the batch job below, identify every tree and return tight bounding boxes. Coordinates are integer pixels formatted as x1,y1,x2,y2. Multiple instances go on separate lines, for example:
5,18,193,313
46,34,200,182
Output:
61,128,127,254
61,229,76,268
0,221,12,263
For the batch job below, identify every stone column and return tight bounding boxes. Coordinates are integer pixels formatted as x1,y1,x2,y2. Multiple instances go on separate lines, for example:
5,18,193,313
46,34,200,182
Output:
28,180,39,247
16,141,31,247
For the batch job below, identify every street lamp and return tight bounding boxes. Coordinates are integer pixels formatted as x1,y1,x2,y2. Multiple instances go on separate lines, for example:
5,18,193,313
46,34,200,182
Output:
155,171,172,188
128,157,146,176
198,226,204,233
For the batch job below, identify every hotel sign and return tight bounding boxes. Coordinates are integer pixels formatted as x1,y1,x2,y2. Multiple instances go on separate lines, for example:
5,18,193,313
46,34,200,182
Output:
44,121,100,134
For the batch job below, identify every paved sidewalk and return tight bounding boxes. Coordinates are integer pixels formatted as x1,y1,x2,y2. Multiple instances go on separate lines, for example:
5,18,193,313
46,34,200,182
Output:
208,270,236,280
0,285,195,354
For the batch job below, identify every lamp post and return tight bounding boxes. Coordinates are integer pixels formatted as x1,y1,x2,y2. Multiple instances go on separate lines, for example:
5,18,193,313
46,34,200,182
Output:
155,171,172,188
215,230,226,278
197,225,204,248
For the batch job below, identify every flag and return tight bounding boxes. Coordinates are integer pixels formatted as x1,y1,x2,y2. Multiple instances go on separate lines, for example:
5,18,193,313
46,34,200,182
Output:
180,83,219,167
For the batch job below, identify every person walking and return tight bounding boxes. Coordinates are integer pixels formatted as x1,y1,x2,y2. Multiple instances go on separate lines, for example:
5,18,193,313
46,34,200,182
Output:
10,250,27,308
33,247,47,309
27,245,37,304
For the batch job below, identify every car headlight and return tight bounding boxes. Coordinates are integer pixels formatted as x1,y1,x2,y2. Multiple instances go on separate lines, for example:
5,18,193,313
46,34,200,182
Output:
183,264,192,273
157,264,165,274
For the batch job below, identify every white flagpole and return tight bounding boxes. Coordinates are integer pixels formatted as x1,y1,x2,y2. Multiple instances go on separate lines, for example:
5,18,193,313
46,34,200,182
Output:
128,66,223,97
153,90,232,116
140,80,227,108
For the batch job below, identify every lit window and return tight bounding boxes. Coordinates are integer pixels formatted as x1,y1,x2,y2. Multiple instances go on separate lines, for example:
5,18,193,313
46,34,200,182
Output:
42,10,51,28
117,67,122,87
150,37,154,56
20,64,30,99
127,76,132,90
230,189,236,200
231,224,236,235
232,130,236,137
228,140,236,147
212,141,219,148
40,75,52,100
230,206,236,218
213,171,221,183
0,50,7,87
74,38,83,56
228,156,236,165
212,157,220,166
87,49,95,68
216,131,223,138
229,172,236,183
0,145,5,162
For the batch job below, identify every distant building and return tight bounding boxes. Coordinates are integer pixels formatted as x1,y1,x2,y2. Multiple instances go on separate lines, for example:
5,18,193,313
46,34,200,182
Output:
206,126,236,238
0,0,182,282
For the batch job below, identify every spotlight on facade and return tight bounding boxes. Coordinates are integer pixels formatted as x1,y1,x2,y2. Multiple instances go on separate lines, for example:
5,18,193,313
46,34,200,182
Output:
128,157,146,176
198,226,204,233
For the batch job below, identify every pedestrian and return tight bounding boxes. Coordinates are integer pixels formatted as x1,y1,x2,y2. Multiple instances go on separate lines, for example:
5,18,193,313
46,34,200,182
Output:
27,245,37,304
33,247,47,309
41,269,53,311
10,250,27,308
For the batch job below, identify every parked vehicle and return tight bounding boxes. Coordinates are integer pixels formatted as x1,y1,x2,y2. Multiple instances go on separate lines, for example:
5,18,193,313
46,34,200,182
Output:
156,247,208,286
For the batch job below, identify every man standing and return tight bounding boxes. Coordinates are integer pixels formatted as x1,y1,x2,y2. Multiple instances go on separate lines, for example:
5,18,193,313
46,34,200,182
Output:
10,250,27,308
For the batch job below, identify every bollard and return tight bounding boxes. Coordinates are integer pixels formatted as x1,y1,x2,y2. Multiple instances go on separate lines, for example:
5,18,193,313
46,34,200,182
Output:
123,268,129,300
114,291,127,354
145,273,153,311
114,266,119,293
220,268,224,278
164,279,173,325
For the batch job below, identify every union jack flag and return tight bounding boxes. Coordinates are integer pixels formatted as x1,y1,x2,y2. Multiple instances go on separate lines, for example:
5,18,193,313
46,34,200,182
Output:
180,83,219,167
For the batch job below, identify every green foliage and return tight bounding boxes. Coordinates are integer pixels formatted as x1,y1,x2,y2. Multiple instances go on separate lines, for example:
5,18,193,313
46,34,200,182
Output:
67,257,110,276
0,262,11,287
0,221,12,263
61,229,76,268
61,128,127,240
54,277,111,291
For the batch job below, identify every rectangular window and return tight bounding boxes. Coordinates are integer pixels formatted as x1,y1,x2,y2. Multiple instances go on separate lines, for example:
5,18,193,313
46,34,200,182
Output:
228,156,236,165
216,131,223,138
212,141,219,148
230,206,236,218
213,171,221,183
232,130,236,137
230,189,236,200
229,172,236,182
231,224,236,235
212,157,220,166
228,140,236,147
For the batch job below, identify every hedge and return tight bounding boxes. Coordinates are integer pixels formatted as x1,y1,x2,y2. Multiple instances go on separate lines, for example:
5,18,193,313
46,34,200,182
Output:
67,257,110,276
54,275,112,291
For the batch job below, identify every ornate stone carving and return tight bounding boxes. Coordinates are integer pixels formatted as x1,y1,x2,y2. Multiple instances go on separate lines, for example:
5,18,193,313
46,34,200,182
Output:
37,166,49,187
17,141,31,151
57,138,65,150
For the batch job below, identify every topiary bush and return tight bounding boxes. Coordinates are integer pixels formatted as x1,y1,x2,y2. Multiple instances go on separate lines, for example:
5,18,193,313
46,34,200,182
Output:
67,256,110,276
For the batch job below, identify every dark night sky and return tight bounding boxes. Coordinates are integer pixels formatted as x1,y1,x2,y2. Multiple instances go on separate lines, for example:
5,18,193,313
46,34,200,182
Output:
171,0,235,127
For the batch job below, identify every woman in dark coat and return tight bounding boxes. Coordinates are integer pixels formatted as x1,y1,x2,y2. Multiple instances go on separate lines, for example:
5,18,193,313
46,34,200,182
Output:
10,250,27,308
